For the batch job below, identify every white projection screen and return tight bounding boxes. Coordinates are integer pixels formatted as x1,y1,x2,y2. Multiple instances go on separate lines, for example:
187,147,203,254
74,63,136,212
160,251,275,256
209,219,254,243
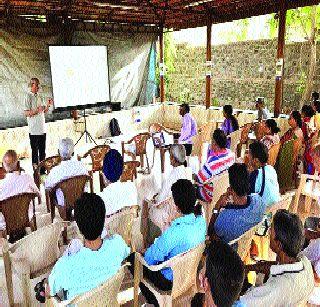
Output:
49,46,110,109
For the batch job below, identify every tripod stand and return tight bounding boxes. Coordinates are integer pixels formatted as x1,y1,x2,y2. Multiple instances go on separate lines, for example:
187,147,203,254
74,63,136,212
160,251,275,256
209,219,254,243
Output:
75,109,97,146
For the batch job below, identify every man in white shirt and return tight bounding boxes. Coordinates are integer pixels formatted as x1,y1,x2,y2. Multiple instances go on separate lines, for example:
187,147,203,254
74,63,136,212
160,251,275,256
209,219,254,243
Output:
0,150,40,234
24,78,53,174
45,138,88,206
98,149,138,216
240,210,314,307
141,145,192,241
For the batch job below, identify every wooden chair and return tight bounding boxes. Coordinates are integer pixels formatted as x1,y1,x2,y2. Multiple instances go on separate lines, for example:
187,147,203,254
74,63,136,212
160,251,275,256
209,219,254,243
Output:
229,222,262,262
2,222,64,307
133,243,205,307
105,205,139,251
122,132,151,174
267,142,281,167
33,155,62,212
0,192,38,243
78,145,110,192
47,264,127,307
120,161,140,182
292,173,319,214
229,129,242,154
199,171,229,227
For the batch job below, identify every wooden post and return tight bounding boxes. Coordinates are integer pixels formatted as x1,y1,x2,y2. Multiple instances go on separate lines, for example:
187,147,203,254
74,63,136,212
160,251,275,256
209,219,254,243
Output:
274,0,287,117
205,18,212,109
159,27,165,103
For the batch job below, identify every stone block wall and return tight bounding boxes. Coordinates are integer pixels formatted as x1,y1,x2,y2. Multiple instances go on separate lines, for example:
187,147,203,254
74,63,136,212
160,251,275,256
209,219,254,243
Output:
166,39,320,111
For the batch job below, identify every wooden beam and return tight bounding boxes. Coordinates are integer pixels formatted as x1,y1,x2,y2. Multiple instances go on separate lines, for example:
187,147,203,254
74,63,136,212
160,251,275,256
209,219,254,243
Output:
159,26,165,103
274,0,287,117
205,16,212,109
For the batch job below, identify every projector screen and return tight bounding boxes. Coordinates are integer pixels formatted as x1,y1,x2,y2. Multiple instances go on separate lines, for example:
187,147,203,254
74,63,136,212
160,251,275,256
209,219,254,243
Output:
49,46,110,109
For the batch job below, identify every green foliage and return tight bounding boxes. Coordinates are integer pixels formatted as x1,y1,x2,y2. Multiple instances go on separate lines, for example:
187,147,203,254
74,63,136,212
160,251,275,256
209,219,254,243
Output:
211,97,219,106
268,6,320,41
219,19,250,43
156,32,177,88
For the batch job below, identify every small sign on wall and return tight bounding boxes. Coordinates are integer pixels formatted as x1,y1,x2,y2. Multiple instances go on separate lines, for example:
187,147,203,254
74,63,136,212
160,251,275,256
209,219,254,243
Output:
276,58,284,78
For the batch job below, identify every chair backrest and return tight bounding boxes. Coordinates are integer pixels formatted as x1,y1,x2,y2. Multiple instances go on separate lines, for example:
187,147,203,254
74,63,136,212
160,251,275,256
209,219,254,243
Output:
6,222,63,277
230,129,242,153
267,142,281,166
106,205,139,250
120,161,140,182
253,122,265,140
34,155,62,188
54,175,90,219
292,173,319,213
83,145,110,172
0,193,37,240
229,223,261,260
267,193,293,216
133,133,150,156
203,171,229,226
240,123,252,144
66,265,126,307
170,243,205,299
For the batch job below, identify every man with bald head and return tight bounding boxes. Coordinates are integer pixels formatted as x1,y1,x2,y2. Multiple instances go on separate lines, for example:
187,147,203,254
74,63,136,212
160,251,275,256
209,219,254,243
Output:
0,150,40,233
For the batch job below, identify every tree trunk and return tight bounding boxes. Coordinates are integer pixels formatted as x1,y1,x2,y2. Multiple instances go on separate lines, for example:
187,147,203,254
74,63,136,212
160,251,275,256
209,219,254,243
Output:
300,6,317,108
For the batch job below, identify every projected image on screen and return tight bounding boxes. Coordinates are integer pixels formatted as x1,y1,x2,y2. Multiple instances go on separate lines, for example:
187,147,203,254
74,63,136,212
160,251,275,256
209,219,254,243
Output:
49,46,110,109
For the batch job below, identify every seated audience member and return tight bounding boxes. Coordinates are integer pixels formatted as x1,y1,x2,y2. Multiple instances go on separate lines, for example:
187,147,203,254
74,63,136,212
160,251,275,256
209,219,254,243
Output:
45,138,88,206
256,97,269,121
280,110,303,145
208,163,266,243
221,105,239,148
260,119,280,150
145,144,192,232
240,210,314,306
36,193,130,302
197,240,245,307
301,104,316,174
129,179,206,306
98,149,137,216
0,150,40,237
195,129,235,202
248,141,280,207
312,99,320,130
311,91,319,106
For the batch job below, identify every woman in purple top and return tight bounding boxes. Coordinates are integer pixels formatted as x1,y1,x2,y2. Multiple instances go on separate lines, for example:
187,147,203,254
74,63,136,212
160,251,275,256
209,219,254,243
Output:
221,105,239,148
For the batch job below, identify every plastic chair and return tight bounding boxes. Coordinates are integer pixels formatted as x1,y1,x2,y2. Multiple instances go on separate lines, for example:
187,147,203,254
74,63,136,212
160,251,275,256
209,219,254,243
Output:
0,166,6,179
122,132,151,174
292,173,319,214
133,243,205,307
33,155,62,211
229,129,242,154
78,145,110,192
2,222,64,307
105,205,139,251
199,171,229,227
119,161,140,182
47,264,127,307
0,192,38,243
229,222,262,262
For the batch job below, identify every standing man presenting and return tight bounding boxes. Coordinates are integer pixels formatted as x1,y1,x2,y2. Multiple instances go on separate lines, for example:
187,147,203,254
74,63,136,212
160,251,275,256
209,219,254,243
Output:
178,103,197,164
24,78,52,173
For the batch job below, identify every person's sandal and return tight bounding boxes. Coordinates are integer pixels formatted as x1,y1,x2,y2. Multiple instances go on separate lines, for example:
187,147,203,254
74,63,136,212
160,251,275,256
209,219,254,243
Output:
34,278,46,303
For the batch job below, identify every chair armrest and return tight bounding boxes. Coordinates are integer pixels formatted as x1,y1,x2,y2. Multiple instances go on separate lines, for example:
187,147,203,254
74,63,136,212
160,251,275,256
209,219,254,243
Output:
136,252,173,272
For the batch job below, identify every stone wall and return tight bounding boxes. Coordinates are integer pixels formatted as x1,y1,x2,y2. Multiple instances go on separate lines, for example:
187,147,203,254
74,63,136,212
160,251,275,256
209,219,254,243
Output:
167,39,320,111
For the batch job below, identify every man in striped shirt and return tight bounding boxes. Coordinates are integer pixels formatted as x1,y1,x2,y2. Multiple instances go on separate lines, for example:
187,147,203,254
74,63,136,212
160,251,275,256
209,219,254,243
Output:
195,129,235,202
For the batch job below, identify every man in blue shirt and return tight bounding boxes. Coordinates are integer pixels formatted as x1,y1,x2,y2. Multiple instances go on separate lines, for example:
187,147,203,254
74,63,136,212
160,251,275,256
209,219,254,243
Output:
208,163,266,243
128,179,206,306
248,141,280,207
35,193,130,302
195,239,245,307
